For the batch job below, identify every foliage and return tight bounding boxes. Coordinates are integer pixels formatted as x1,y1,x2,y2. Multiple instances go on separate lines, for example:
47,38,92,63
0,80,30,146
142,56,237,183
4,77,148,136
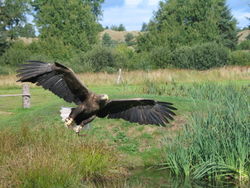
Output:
137,0,237,52
141,22,148,32
83,45,118,72
171,42,229,70
124,33,136,46
84,0,105,19
0,0,30,54
17,23,36,38
229,50,250,66
110,24,126,31
148,46,172,69
0,41,32,67
237,40,250,50
32,0,101,52
102,33,112,46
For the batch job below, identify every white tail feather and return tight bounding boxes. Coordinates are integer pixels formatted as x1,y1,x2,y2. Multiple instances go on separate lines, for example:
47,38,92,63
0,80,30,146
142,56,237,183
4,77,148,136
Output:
60,107,72,121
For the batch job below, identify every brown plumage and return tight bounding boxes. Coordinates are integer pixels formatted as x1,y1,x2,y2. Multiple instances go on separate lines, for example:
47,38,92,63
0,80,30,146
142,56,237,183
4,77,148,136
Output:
17,61,177,132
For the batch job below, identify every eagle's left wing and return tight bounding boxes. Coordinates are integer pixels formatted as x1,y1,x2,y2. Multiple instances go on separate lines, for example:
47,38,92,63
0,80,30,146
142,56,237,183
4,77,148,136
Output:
17,61,90,105
97,98,177,126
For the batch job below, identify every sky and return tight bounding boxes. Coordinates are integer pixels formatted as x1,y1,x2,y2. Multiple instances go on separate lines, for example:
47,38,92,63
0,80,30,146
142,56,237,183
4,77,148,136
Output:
100,0,250,31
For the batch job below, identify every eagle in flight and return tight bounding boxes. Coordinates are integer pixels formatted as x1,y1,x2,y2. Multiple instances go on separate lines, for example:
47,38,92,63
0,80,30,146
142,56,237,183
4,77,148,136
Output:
17,61,177,134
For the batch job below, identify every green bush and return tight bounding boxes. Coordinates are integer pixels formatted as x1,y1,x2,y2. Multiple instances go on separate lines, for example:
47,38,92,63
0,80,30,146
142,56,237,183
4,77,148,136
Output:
0,41,32,67
148,46,172,69
229,50,250,66
83,46,118,72
114,44,134,69
237,40,250,50
171,42,230,70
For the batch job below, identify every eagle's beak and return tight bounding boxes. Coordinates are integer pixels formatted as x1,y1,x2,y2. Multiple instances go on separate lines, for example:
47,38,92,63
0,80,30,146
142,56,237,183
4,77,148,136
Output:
102,94,109,100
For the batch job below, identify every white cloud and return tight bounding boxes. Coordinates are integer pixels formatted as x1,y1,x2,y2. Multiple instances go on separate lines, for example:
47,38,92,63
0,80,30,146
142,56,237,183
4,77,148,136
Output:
101,6,154,31
101,0,249,31
101,0,160,31
148,0,160,6
125,0,143,7
232,10,250,28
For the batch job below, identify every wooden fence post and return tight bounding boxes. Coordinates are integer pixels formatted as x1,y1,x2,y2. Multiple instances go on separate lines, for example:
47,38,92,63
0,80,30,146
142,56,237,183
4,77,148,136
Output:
22,84,30,108
116,68,123,84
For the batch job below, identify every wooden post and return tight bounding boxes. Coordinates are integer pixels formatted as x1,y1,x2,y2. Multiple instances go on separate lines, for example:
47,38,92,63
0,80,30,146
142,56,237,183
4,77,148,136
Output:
22,84,30,108
116,68,123,84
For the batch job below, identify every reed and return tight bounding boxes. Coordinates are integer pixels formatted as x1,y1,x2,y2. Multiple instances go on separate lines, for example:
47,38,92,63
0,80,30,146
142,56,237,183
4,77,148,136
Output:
160,84,250,185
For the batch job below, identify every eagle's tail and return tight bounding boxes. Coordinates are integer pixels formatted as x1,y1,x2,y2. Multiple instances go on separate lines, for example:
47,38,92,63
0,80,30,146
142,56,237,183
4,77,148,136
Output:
60,107,73,122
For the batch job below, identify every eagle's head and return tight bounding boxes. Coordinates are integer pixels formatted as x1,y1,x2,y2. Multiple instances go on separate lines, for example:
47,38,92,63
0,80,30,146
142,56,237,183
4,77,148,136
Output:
98,94,109,106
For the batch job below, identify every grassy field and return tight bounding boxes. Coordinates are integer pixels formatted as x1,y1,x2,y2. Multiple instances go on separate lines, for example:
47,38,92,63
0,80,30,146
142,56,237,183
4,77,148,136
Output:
0,67,249,187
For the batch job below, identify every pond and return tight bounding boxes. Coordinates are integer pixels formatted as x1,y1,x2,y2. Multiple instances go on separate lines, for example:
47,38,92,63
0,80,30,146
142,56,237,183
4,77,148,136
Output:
87,167,250,188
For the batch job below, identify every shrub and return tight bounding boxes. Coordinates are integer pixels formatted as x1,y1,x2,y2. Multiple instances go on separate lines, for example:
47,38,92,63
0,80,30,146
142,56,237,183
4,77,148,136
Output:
124,33,136,46
236,40,250,50
114,44,134,69
0,41,32,67
102,33,112,47
171,42,230,70
148,46,172,69
229,50,250,66
83,46,118,72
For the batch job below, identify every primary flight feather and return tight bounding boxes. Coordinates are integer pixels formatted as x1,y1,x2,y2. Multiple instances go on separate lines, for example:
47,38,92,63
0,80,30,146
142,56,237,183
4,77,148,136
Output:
17,61,177,134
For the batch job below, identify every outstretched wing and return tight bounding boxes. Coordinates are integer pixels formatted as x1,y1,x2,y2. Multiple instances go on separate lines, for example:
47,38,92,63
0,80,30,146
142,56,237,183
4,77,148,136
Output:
17,61,90,104
97,98,177,126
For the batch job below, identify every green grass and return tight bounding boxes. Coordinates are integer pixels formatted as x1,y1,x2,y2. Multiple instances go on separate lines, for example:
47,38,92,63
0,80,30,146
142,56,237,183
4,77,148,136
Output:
0,82,249,187
159,84,250,186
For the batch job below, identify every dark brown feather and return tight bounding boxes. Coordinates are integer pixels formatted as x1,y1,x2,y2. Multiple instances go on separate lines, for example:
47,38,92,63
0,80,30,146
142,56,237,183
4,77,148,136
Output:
97,99,177,126
17,61,89,105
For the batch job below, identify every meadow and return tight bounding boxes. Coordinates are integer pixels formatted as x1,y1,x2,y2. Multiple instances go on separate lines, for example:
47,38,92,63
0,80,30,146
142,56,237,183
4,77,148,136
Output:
0,66,249,187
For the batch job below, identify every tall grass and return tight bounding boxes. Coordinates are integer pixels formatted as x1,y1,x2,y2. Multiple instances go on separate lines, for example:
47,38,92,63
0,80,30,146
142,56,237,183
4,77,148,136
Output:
160,84,250,185
0,124,121,187
1,66,249,87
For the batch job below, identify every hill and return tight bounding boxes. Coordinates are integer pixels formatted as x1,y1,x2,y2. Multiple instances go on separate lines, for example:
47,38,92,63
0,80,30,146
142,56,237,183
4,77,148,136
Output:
99,29,141,42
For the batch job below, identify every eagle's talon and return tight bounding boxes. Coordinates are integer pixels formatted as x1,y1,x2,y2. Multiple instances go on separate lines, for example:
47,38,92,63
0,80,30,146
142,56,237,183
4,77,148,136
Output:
65,117,73,128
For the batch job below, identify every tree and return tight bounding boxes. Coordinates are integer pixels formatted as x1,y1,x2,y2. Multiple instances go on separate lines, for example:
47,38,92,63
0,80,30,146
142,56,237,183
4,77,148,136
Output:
110,24,126,31
118,24,126,31
141,22,148,32
102,32,112,46
137,0,237,52
0,0,29,54
32,0,103,51
18,24,36,38
124,33,135,46
85,0,104,20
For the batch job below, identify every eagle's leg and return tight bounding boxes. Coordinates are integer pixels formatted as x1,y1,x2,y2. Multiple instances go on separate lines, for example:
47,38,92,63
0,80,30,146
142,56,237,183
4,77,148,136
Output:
64,105,85,128
76,115,96,136
65,117,74,128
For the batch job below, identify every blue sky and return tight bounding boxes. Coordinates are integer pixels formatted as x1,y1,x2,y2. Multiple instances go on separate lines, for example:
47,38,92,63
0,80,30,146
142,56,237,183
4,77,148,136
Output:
100,0,250,31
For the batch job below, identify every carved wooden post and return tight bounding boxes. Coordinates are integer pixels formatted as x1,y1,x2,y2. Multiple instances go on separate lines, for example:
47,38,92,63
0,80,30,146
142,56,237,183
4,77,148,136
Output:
116,68,123,84
22,84,30,108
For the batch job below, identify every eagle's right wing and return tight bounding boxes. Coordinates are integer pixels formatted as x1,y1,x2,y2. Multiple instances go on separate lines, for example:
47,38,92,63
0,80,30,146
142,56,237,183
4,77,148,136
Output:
17,61,90,105
97,98,177,126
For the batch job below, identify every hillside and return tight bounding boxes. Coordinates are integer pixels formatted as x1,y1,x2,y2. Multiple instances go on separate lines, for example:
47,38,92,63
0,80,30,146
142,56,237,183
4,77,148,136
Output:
99,29,141,42
237,29,250,43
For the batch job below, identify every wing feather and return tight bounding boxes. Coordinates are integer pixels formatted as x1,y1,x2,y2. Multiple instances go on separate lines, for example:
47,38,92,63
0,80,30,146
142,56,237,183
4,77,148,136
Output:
97,99,177,126
17,61,89,104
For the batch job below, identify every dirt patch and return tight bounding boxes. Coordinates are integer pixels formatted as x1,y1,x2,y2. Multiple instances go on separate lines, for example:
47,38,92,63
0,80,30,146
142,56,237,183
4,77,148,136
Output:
237,29,250,43
168,115,188,131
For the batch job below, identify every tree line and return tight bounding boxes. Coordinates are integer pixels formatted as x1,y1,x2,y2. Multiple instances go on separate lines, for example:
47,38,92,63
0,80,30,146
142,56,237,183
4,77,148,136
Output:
0,0,249,74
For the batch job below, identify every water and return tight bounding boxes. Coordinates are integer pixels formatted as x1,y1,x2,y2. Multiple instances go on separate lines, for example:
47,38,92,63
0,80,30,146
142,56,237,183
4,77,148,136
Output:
89,168,249,188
